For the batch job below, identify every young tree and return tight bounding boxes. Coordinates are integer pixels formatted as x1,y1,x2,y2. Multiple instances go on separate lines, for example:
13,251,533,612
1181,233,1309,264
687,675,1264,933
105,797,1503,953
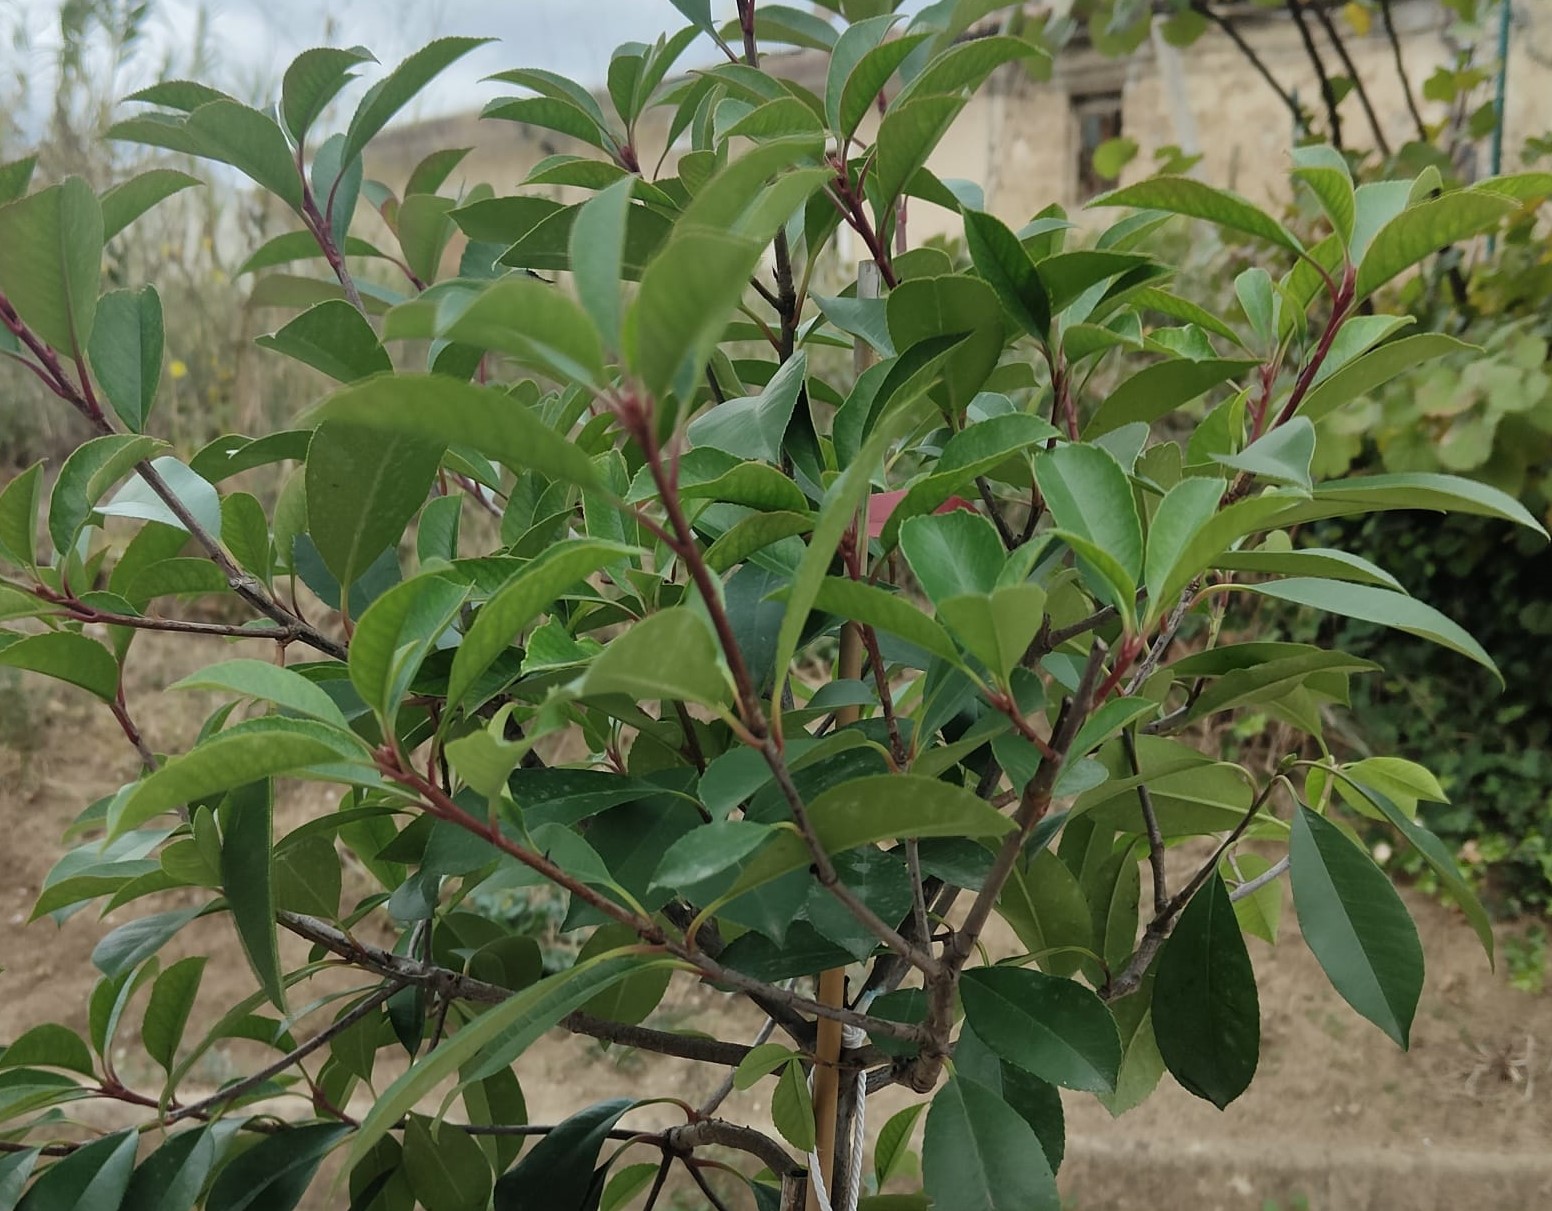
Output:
0,3,1546,1208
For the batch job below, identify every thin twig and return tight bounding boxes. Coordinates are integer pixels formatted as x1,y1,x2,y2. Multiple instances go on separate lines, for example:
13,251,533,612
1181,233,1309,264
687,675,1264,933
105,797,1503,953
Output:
1379,0,1429,141
1123,729,1169,915
1311,1,1392,155
1286,0,1344,148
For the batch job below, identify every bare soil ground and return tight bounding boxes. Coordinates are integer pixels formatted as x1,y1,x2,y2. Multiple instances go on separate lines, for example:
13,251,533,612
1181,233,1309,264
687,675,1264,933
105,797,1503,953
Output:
2,634,1550,1209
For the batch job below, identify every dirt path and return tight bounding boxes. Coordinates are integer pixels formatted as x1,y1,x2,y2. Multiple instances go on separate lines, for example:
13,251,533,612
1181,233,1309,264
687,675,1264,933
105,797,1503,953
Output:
2,635,1550,1209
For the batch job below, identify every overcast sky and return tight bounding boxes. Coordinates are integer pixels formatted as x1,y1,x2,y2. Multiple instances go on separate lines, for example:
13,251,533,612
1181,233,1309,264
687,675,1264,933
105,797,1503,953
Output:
5,1,926,128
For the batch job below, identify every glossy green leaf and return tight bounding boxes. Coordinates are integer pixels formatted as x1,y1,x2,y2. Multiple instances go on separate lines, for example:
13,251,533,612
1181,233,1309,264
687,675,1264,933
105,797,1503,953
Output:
88,286,163,432
281,46,374,143
348,572,468,724
569,176,633,351
652,820,772,890
0,463,43,567
120,1124,239,1211
1238,577,1497,680
688,351,807,464
1152,872,1258,1108
169,659,350,729
899,510,1004,605
922,1076,1060,1211
402,1115,492,1211
1270,472,1546,536
1214,416,1315,489
1297,333,1477,422
729,774,1012,897
874,1103,926,1188
1212,546,1402,590
873,95,964,215
997,849,1092,978
965,209,1051,338
1035,442,1142,620
938,584,1048,680
0,633,118,703
1086,358,1256,436
341,38,492,168
886,275,1005,414
316,375,600,489
91,907,204,978
141,956,206,1073
0,176,103,355
1143,476,1225,615
306,419,442,595
1291,144,1355,245
205,1123,351,1211
257,300,391,382
15,1130,137,1211
0,154,36,204
99,168,201,240
1290,803,1423,1047
580,608,731,706
220,780,285,1010
1090,175,1301,253
959,966,1121,1092
0,1024,95,1076
810,576,961,665
493,1097,636,1211
1355,190,1516,297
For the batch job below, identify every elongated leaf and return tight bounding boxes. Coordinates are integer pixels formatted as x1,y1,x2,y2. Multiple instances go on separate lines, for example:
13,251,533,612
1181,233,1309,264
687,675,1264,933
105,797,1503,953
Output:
316,375,600,489
349,954,667,1167
1214,416,1315,489
169,660,350,728
1035,443,1142,621
1270,472,1546,536
1238,577,1497,680
402,1115,492,1211
205,1123,351,1211
873,94,965,215
1087,358,1256,436
569,176,633,351
1297,333,1477,422
0,1023,95,1076
729,774,1011,897
1090,176,1301,252
282,46,374,144
1291,803,1423,1046
922,1076,1060,1211
965,209,1051,338
810,576,960,664
1143,476,1225,616
349,573,468,724
121,1124,239,1211
110,726,353,836
653,820,772,890
141,955,206,1073
1152,872,1258,1108
184,101,304,211
14,1130,137,1211
960,966,1121,1093
220,780,285,1010
0,632,118,702
0,176,103,355
1355,190,1515,297
87,286,163,432
91,906,204,977
0,462,43,567
342,37,492,168
306,420,441,596
99,168,201,239
494,1098,636,1211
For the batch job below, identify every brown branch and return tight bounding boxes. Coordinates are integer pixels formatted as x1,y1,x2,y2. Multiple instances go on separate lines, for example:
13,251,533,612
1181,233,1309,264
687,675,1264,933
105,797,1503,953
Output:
1195,3,1306,131
1379,0,1429,141
1286,0,1344,148
1123,728,1169,916
1310,1,1392,155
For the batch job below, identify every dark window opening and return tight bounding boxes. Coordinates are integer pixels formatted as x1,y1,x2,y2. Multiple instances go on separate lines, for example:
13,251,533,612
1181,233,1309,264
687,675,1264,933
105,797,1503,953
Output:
1075,91,1124,201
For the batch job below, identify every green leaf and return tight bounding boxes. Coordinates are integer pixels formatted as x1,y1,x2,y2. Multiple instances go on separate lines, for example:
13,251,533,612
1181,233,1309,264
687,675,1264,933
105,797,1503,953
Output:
874,1103,926,1188
1143,476,1225,615
342,38,493,169
1152,872,1258,1108
653,820,773,891
349,955,663,1168
236,230,387,276
1238,577,1497,680
771,391,934,709
316,375,599,490
0,1024,95,1076
954,1024,1065,1172
49,433,166,557
14,1130,137,1211
886,275,1006,414
1340,781,1493,967
922,1076,1060,1211
0,153,36,204
1213,416,1315,489
1296,333,1478,423
91,907,205,978
0,633,118,702
569,176,633,351
959,966,1121,1093
205,1123,351,1211
1291,803,1423,1047
306,419,441,595
256,300,391,382
349,573,468,724
169,660,350,729
87,286,163,432
111,726,352,837
396,193,457,283
141,956,206,1073
99,168,201,240
181,101,304,211
1090,176,1302,253
0,176,102,356
1212,546,1402,590
580,608,731,706
839,34,929,141
899,510,1004,604
809,577,961,665
938,584,1048,680
1086,358,1256,436
402,1115,492,1211
406,146,474,197
965,209,1051,338
282,46,374,144
493,1098,637,1211
1355,190,1516,297
220,780,285,1011
873,95,965,216
997,850,1092,978
1292,144,1356,245
688,351,807,464
1269,472,1547,537
771,1059,817,1153
1035,443,1143,621
0,462,43,567
120,1124,238,1211
729,775,1012,899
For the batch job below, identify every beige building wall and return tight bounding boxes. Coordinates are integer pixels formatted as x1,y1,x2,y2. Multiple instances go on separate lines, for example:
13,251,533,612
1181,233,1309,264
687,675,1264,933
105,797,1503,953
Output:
368,0,1552,243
